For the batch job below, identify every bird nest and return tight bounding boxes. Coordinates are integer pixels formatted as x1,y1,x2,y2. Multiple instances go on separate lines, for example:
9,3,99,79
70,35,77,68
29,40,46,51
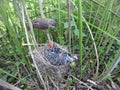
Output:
33,43,70,81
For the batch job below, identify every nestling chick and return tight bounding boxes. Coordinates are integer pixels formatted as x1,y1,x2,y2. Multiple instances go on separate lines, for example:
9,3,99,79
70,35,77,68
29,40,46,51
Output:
44,43,78,66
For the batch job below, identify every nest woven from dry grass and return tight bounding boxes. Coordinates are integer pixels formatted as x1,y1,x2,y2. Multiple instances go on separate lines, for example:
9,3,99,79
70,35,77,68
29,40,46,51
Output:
33,43,70,81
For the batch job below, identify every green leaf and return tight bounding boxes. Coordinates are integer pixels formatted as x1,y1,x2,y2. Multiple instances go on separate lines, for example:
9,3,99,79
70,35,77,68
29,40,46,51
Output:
64,21,75,28
73,29,79,36
15,61,21,66
73,29,86,37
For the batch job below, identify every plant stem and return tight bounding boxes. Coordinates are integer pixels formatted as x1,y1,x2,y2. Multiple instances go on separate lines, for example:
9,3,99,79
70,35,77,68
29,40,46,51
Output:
78,0,83,78
67,0,71,52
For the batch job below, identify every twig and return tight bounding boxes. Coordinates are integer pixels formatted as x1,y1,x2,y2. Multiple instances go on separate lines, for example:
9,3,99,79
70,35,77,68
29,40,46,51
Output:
0,79,21,90
49,76,60,90
38,0,45,18
96,53,120,83
67,0,72,52
87,79,97,85
71,75,94,90
46,30,51,42
22,43,45,46
21,0,46,90
82,16,99,78
13,0,23,24
14,2,40,89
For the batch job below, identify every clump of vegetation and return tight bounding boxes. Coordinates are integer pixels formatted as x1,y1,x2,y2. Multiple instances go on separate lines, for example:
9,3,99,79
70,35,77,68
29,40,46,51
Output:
0,0,120,90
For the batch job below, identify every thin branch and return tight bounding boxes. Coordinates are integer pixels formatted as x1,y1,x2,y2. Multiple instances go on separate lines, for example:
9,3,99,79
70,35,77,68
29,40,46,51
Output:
38,0,45,18
22,0,37,46
82,16,99,78
14,1,40,89
22,43,45,46
0,79,21,90
49,76,60,90
20,0,46,90
13,1,22,24
67,0,72,52
96,54,120,83
71,75,94,90
87,79,97,85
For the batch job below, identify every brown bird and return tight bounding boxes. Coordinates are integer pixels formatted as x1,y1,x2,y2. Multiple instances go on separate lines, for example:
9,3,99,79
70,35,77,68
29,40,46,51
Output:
33,18,56,29
32,18,56,48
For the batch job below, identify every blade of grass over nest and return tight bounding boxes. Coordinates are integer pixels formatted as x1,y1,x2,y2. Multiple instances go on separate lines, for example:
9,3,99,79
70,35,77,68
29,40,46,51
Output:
77,0,83,78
